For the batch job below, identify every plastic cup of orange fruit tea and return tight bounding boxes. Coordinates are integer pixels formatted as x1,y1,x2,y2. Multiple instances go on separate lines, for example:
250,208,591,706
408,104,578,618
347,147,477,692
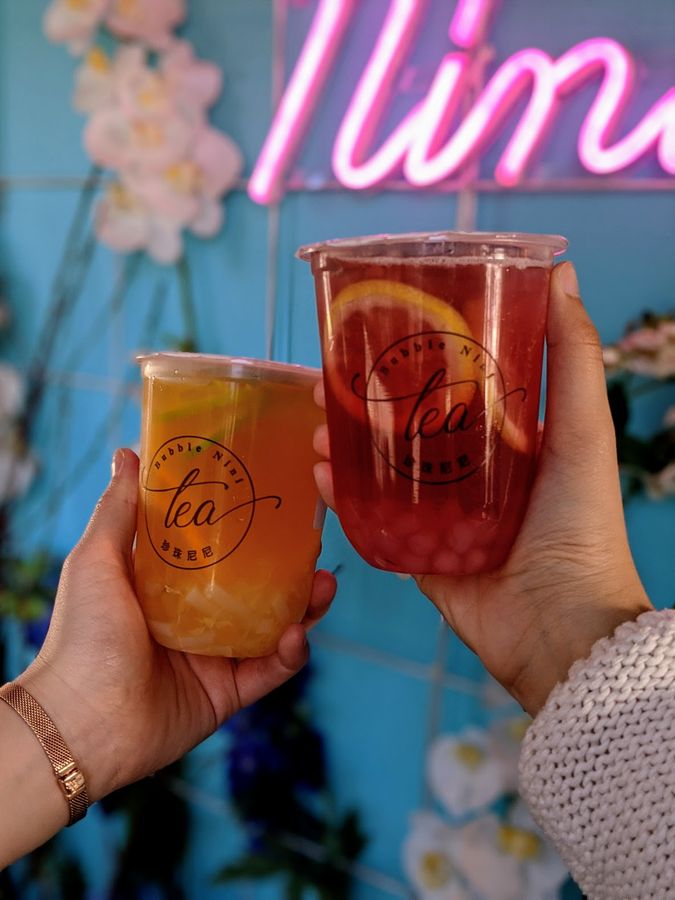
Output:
297,231,567,576
134,352,326,657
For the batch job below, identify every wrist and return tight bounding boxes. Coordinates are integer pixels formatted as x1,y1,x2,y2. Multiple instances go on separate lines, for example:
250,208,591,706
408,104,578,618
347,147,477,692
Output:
0,699,70,866
18,658,121,803
511,597,654,716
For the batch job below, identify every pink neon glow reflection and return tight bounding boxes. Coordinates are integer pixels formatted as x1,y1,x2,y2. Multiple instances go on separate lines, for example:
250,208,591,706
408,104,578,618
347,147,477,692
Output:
248,0,675,204
248,0,354,204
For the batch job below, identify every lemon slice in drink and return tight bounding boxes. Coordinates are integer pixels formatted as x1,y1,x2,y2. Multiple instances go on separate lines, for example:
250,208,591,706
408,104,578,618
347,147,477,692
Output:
324,279,477,430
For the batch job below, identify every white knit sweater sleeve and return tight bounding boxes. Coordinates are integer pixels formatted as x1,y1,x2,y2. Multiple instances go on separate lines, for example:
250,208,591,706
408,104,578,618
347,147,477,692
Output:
518,609,675,900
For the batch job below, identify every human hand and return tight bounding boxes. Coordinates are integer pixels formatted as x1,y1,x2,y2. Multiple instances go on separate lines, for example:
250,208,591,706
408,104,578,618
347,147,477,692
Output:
19,449,336,801
313,262,652,716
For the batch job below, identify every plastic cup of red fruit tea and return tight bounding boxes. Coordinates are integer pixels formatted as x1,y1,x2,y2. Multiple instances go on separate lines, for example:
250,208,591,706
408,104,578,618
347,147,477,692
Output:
297,231,567,575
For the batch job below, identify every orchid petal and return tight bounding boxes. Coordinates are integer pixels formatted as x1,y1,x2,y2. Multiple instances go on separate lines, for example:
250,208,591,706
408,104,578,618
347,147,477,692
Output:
105,0,186,50
193,128,243,197
43,0,107,55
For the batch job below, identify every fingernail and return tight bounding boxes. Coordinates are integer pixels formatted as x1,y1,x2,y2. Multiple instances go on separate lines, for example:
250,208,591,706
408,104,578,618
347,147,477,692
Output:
111,449,125,478
559,262,580,298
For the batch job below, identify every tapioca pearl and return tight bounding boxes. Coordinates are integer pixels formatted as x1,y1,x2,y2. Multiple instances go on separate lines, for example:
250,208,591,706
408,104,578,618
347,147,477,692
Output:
464,548,488,573
408,530,438,557
397,550,431,575
392,511,422,538
439,498,461,523
431,548,461,575
447,521,475,553
375,529,403,557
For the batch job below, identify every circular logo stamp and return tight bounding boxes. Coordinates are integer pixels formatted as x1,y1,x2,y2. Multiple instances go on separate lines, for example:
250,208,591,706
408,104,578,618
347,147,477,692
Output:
352,331,510,485
143,435,280,570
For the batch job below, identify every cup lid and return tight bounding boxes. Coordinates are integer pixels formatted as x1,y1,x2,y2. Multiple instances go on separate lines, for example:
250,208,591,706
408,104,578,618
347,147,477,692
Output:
297,230,568,260
137,352,321,385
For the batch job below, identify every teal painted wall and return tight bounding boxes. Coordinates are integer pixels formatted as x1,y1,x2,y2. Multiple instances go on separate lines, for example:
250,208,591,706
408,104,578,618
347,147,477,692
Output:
1,1,674,897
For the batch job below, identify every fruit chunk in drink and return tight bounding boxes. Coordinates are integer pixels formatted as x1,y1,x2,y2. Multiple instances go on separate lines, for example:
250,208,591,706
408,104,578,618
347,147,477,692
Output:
135,354,324,657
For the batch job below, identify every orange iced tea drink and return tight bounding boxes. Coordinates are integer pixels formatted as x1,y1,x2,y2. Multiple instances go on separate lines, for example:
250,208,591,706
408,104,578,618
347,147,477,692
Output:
298,232,567,576
135,353,324,657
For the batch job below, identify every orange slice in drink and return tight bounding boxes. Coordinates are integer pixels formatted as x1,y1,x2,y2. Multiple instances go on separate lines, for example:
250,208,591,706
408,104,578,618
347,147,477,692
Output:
324,279,478,432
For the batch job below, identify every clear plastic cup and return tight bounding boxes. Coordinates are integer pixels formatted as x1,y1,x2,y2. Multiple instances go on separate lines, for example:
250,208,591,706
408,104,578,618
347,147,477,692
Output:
135,352,325,657
298,231,567,575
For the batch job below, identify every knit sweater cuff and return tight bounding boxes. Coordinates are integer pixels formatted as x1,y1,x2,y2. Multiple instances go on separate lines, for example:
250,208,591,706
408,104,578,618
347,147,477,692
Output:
518,609,675,900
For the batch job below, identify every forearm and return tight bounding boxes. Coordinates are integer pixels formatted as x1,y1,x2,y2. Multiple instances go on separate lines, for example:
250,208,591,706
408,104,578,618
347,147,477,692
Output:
519,609,675,899
0,699,69,868
0,660,120,868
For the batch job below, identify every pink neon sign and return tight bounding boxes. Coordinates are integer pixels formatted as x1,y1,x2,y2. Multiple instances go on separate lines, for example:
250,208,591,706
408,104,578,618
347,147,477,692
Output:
249,0,675,203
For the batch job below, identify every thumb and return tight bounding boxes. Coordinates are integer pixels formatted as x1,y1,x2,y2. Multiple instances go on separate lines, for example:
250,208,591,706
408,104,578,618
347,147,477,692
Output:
542,262,617,477
80,448,139,562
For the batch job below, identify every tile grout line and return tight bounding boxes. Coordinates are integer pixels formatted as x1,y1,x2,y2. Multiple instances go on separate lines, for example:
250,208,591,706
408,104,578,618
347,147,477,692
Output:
3,175,675,193
311,629,486,698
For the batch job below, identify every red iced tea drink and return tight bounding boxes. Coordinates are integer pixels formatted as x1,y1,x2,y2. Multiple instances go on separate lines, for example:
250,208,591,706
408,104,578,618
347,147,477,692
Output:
298,232,567,575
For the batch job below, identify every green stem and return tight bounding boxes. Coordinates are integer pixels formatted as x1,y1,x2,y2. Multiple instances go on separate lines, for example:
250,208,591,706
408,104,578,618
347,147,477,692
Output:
22,165,102,430
176,255,198,352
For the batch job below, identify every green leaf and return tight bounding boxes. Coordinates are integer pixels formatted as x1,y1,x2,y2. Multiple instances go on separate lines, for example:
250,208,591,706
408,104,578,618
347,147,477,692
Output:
215,854,285,882
337,810,368,860
287,872,306,900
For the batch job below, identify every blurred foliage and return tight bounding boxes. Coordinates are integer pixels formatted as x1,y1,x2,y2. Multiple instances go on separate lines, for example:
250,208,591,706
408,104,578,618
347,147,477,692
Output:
217,666,367,899
604,311,675,501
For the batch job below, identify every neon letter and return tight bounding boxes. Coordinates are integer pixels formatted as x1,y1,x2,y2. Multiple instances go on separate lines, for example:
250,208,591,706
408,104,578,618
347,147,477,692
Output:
248,0,355,204
250,0,675,202
449,0,492,49
332,0,428,190
555,39,675,176
406,48,558,186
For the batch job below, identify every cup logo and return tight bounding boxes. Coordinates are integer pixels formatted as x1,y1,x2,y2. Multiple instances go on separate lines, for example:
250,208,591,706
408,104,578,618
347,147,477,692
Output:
351,331,525,485
143,435,281,570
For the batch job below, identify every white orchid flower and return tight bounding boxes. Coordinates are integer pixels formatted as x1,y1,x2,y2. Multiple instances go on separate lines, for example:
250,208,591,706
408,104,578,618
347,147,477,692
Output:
105,0,186,50
123,127,241,226
94,181,183,264
428,729,507,817
645,461,675,499
73,47,116,114
43,0,107,56
161,40,222,113
402,812,471,900
452,815,524,900
84,104,194,175
502,801,569,900
619,327,667,353
0,439,37,502
487,716,531,795
0,364,25,420
623,346,675,379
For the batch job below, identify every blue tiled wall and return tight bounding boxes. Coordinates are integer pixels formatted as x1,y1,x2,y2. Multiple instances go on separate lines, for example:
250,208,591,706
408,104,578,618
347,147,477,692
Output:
1,1,674,897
